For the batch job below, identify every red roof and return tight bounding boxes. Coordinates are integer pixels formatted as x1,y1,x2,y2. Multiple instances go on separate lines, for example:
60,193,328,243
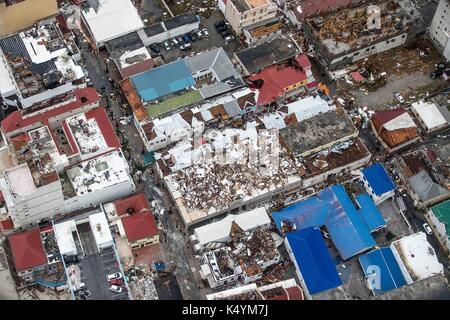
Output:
122,212,158,242
61,119,79,155
0,217,14,232
371,108,407,128
295,54,311,69
120,59,155,79
248,63,309,105
114,192,150,216
84,108,121,149
285,286,304,300
1,87,99,135
350,71,365,82
8,228,47,271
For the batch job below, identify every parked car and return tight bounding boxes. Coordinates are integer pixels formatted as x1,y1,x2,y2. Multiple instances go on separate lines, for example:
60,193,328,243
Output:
180,43,192,51
189,31,197,42
182,34,191,44
214,20,226,29
431,69,444,79
224,35,234,43
109,278,123,286
109,285,123,293
217,24,228,33
163,41,171,51
171,38,180,47
395,93,405,103
423,223,433,235
202,28,209,38
194,29,203,39
176,36,184,44
149,43,160,54
107,272,123,281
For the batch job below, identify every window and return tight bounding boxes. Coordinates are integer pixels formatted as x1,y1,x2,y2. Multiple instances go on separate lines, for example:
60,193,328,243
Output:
260,8,263,13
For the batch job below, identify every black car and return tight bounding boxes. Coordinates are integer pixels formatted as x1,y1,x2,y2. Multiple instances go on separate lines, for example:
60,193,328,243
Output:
217,24,228,33
214,20,226,29
189,31,197,42
431,69,444,79
149,44,160,54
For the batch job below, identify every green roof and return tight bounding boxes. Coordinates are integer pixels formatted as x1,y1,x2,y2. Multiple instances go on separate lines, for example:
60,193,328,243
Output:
146,90,203,118
431,199,450,237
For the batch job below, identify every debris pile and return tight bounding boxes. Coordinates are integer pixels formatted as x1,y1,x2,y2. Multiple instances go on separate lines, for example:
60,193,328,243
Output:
127,264,159,300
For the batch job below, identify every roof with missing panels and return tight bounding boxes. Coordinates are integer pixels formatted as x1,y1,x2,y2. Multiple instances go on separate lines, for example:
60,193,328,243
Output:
235,37,299,74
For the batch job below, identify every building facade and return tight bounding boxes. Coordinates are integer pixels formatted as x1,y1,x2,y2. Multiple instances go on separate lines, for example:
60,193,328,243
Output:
429,0,450,62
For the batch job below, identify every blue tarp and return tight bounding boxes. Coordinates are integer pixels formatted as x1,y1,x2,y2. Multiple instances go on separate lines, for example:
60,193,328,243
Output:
286,227,342,295
356,193,386,232
362,163,396,197
273,185,376,260
130,60,195,101
358,247,406,295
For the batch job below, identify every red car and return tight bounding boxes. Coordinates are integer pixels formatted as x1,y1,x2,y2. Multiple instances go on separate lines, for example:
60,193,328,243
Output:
109,278,123,286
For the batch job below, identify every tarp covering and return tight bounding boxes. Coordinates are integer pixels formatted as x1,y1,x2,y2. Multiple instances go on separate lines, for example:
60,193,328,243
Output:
273,185,376,260
286,227,342,295
358,247,406,295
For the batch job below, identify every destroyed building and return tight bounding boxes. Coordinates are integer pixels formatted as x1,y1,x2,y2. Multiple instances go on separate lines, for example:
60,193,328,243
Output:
394,149,450,208
0,21,85,109
370,108,420,153
0,88,135,229
302,0,425,72
206,278,304,300
199,228,281,288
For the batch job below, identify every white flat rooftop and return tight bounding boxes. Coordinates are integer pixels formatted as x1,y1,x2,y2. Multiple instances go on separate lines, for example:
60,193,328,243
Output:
66,150,131,196
118,47,151,69
392,232,444,281
81,0,144,45
4,164,36,196
54,219,78,256
89,211,113,248
412,100,448,130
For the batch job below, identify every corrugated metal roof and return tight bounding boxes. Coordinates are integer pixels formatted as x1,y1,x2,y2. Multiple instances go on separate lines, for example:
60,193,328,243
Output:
362,163,396,197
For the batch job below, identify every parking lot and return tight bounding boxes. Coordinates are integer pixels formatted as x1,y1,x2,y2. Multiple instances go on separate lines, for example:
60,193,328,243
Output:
152,10,243,63
67,224,129,300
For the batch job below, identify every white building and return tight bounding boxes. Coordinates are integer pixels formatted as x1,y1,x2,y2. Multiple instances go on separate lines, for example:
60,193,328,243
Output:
190,207,271,251
429,0,450,61
411,100,450,133
0,22,86,109
137,13,200,47
80,0,144,48
218,0,278,35
390,232,444,283
361,163,396,204
0,94,135,229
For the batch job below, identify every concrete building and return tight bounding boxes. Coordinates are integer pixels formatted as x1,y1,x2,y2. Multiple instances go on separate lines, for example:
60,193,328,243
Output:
0,0,58,37
80,0,144,48
218,0,278,35
428,199,450,253
361,163,396,204
429,0,450,62
206,278,304,300
302,0,424,73
0,88,135,229
411,100,450,134
234,37,299,76
190,207,271,252
370,108,420,153
199,228,280,288
242,16,283,45
117,212,159,250
137,13,200,47
0,21,86,109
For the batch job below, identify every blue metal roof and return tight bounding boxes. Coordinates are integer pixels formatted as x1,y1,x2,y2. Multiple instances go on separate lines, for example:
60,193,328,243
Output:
358,247,407,295
362,163,396,197
356,193,386,232
286,227,342,295
130,60,195,101
273,185,376,260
